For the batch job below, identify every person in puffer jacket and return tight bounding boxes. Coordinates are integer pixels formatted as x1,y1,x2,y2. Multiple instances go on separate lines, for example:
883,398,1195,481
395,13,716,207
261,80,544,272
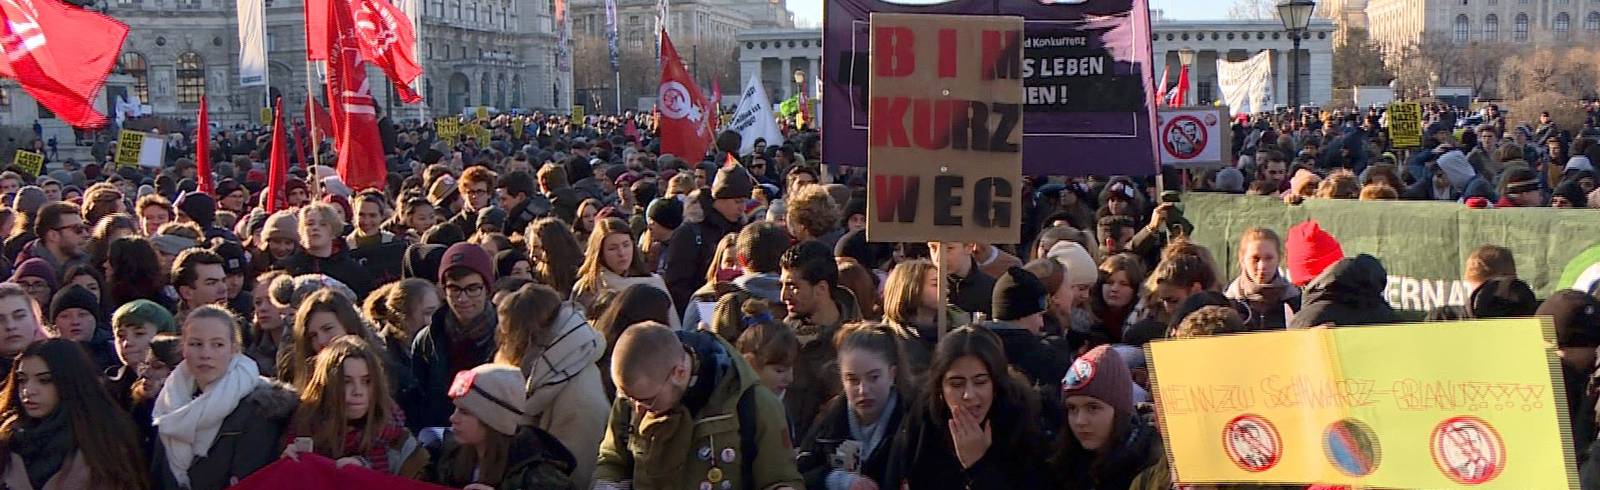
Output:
495,283,609,486
1289,254,1398,329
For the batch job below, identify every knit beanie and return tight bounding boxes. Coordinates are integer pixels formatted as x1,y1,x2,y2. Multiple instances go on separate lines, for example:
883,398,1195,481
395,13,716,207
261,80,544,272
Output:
438,242,494,285
1062,344,1134,416
1215,167,1245,193
210,241,250,276
711,165,754,199
1047,241,1098,287
49,284,99,322
448,364,527,436
11,186,45,216
403,243,448,281
112,299,177,334
149,234,197,257
174,191,218,229
494,249,527,279
1285,220,1344,287
285,176,309,196
1469,277,1538,319
646,197,684,229
1503,167,1541,194
215,178,242,200
1540,289,1600,348
476,207,507,231
992,267,1047,322
11,258,56,291
261,210,299,242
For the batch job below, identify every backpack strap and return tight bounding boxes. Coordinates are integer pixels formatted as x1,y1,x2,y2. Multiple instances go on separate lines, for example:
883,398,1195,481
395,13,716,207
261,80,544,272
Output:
737,387,758,490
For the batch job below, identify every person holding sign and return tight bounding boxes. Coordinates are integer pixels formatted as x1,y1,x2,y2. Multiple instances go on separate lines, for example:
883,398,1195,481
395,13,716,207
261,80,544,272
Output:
884,326,1049,489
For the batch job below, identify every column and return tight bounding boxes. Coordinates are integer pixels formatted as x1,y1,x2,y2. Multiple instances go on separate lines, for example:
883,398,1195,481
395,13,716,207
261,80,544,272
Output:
1309,46,1334,106
780,58,792,99
1183,54,1195,106
740,58,759,88
808,57,819,97
1274,47,1289,109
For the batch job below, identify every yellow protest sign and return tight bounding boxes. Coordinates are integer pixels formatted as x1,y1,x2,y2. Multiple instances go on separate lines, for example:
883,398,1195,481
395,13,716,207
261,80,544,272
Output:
436,117,460,143
11,150,42,177
571,105,585,121
259,107,273,126
1388,102,1423,149
116,130,145,167
510,118,524,139
475,106,489,120
1149,319,1573,488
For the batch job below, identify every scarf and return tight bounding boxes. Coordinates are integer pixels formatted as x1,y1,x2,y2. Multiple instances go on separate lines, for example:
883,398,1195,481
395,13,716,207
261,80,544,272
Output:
1227,271,1299,307
343,411,410,474
11,410,74,490
153,354,262,488
847,392,898,460
522,305,604,422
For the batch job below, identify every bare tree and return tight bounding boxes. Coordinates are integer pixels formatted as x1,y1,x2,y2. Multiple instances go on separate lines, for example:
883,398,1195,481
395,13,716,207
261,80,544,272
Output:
1332,29,1391,88
1227,0,1278,20
1387,34,1464,98
1457,42,1508,98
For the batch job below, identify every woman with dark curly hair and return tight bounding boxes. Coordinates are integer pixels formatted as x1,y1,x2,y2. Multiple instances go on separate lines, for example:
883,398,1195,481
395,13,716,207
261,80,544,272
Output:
104,237,175,313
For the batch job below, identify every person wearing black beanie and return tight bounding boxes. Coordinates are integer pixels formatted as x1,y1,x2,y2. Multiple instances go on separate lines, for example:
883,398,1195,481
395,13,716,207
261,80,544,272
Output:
49,284,119,369
986,266,1070,439
1540,289,1600,468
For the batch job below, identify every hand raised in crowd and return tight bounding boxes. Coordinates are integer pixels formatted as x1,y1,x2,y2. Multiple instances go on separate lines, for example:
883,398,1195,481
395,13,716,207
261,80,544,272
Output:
947,404,991,469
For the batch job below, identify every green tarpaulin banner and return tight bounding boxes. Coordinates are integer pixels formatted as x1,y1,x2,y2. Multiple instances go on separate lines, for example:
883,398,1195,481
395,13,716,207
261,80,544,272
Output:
1181,193,1600,312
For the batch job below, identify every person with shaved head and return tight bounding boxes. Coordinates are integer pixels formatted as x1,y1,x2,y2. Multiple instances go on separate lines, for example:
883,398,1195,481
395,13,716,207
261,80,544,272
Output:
593,321,803,490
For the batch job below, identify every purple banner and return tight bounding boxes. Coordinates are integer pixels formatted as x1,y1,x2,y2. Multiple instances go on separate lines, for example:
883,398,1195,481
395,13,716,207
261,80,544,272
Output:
823,0,1160,176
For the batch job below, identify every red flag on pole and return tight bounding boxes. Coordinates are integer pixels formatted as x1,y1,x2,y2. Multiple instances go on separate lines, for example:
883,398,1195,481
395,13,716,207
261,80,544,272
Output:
325,0,390,192
264,97,289,212
1170,64,1189,107
350,0,422,103
0,0,129,128
656,29,710,160
196,96,214,195
305,0,329,60
306,95,333,140
1154,64,1170,106
295,124,308,167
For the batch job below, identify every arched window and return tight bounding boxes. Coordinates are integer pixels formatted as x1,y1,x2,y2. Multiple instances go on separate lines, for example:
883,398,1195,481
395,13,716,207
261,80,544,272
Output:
176,52,205,104
1556,12,1572,38
495,73,506,109
479,73,490,105
1484,14,1499,40
511,74,522,108
1454,15,1471,42
1514,13,1530,41
1588,12,1600,35
118,52,149,103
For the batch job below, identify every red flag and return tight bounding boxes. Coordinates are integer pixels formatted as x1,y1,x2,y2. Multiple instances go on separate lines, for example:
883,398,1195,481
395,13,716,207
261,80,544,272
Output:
196,96,214,195
623,118,638,142
1154,64,1170,106
0,0,129,128
305,0,329,60
325,0,389,192
264,97,289,212
350,0,422,103
1170,64,1189,107
656,29,710,160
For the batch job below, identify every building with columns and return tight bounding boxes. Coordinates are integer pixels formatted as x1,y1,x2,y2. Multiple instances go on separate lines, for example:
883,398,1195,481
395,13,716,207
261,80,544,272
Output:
1152,18,1337,109
737,28,820,103
1366,0,1600,48
1318,0,1370,46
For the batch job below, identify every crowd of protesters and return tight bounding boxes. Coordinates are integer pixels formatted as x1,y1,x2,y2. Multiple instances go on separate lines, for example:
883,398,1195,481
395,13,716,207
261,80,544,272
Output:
0,100,1591,490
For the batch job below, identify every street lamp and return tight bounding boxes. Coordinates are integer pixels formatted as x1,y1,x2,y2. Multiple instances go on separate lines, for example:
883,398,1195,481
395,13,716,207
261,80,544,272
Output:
1277,0,1315,110
1177,48,1194,106
793,69,806,98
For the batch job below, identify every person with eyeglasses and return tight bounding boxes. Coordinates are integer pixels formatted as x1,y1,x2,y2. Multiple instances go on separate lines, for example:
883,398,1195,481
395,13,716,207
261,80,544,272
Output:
18,202,86,278
445,166,499,238
410,242,497,429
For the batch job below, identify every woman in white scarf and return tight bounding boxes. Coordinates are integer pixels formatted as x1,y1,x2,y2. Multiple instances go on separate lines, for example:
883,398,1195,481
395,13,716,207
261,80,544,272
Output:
151,306,298,490
570,217,676,325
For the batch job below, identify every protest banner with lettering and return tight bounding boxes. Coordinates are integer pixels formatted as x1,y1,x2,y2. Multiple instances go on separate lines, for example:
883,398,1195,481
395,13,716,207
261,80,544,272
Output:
729,73,784,155
475,106,489,120
1388,102,1423,149
1149,318,1573,488
866,13,1024,245
11,151,43,177
571,105,585,121
1180,193,1600,312
436,117,460,143
116,130,145,167
1215,50,1274,115
1157,107,1230,167
510,118,524,139
826,0,1158,176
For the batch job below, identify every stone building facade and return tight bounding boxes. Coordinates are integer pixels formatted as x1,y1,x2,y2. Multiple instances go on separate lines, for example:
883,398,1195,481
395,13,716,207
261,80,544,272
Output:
1366,0,1600,48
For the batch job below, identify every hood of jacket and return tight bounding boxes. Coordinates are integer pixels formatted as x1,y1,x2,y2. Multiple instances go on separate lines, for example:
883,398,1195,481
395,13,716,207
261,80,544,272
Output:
731,273,782,302
523,304,603,417
1291,254,1396,328
244,379,300,420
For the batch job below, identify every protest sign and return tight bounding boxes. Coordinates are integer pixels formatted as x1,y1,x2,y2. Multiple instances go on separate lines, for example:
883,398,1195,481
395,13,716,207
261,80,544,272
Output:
1215,50,1274,115
1157,107,1230,167
1149,318,1573,488
825,0,1158,176
729,73,784,155
436,117,460,143
1388,102,1423,149
571,105,585,121
475,105,489,120
11,150,43,177
1180,193,1600,311
259,106,273,125
511,118,524,139
865,13,1024,245
115,130,145,167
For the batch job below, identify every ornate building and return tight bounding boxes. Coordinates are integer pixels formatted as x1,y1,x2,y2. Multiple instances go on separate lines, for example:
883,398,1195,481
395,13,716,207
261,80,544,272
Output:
1366,0,1600,48
1153,18,1337,108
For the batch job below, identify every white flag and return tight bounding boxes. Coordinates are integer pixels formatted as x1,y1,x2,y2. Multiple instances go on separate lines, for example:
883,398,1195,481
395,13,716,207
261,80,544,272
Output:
729,74,783,155
237,0,267,87
1215,50,1275,115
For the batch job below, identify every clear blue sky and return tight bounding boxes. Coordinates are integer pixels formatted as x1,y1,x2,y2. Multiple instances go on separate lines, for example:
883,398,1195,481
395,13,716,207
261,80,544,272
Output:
788,0,1233,26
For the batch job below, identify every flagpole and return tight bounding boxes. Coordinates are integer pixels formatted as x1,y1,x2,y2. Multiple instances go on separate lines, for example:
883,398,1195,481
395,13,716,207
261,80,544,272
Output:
305,60,321,168
614,71,621,114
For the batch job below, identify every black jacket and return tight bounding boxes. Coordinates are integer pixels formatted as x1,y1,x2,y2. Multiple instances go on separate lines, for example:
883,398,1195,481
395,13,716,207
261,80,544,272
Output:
884,395,1049,490
505,194,552,238
1290,254,1398,329
948,260,996,317
276,248,377,300
349,237,408,287
987,323,1069,441
409,307,497,429
796,394,908,490
663,200,742,309
151,381,298,490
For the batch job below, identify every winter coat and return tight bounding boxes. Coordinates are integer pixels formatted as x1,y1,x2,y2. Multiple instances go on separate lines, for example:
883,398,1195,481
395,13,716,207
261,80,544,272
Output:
786,286,864,439
1223,274,1303,330
1061,412,1168,490
592,330,803,490
428,426,579,490
518,305,609,487
409,307,497,429
1289,254,1398,329
662,199,742,309
987,322,1069,441
380,332,426,433
1,451,98,490
948,260,996,317
275,249,376,300
796,394,908,490
505,193,553,238
347,232,407,287
151,381,298,490
884,394,1050,490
